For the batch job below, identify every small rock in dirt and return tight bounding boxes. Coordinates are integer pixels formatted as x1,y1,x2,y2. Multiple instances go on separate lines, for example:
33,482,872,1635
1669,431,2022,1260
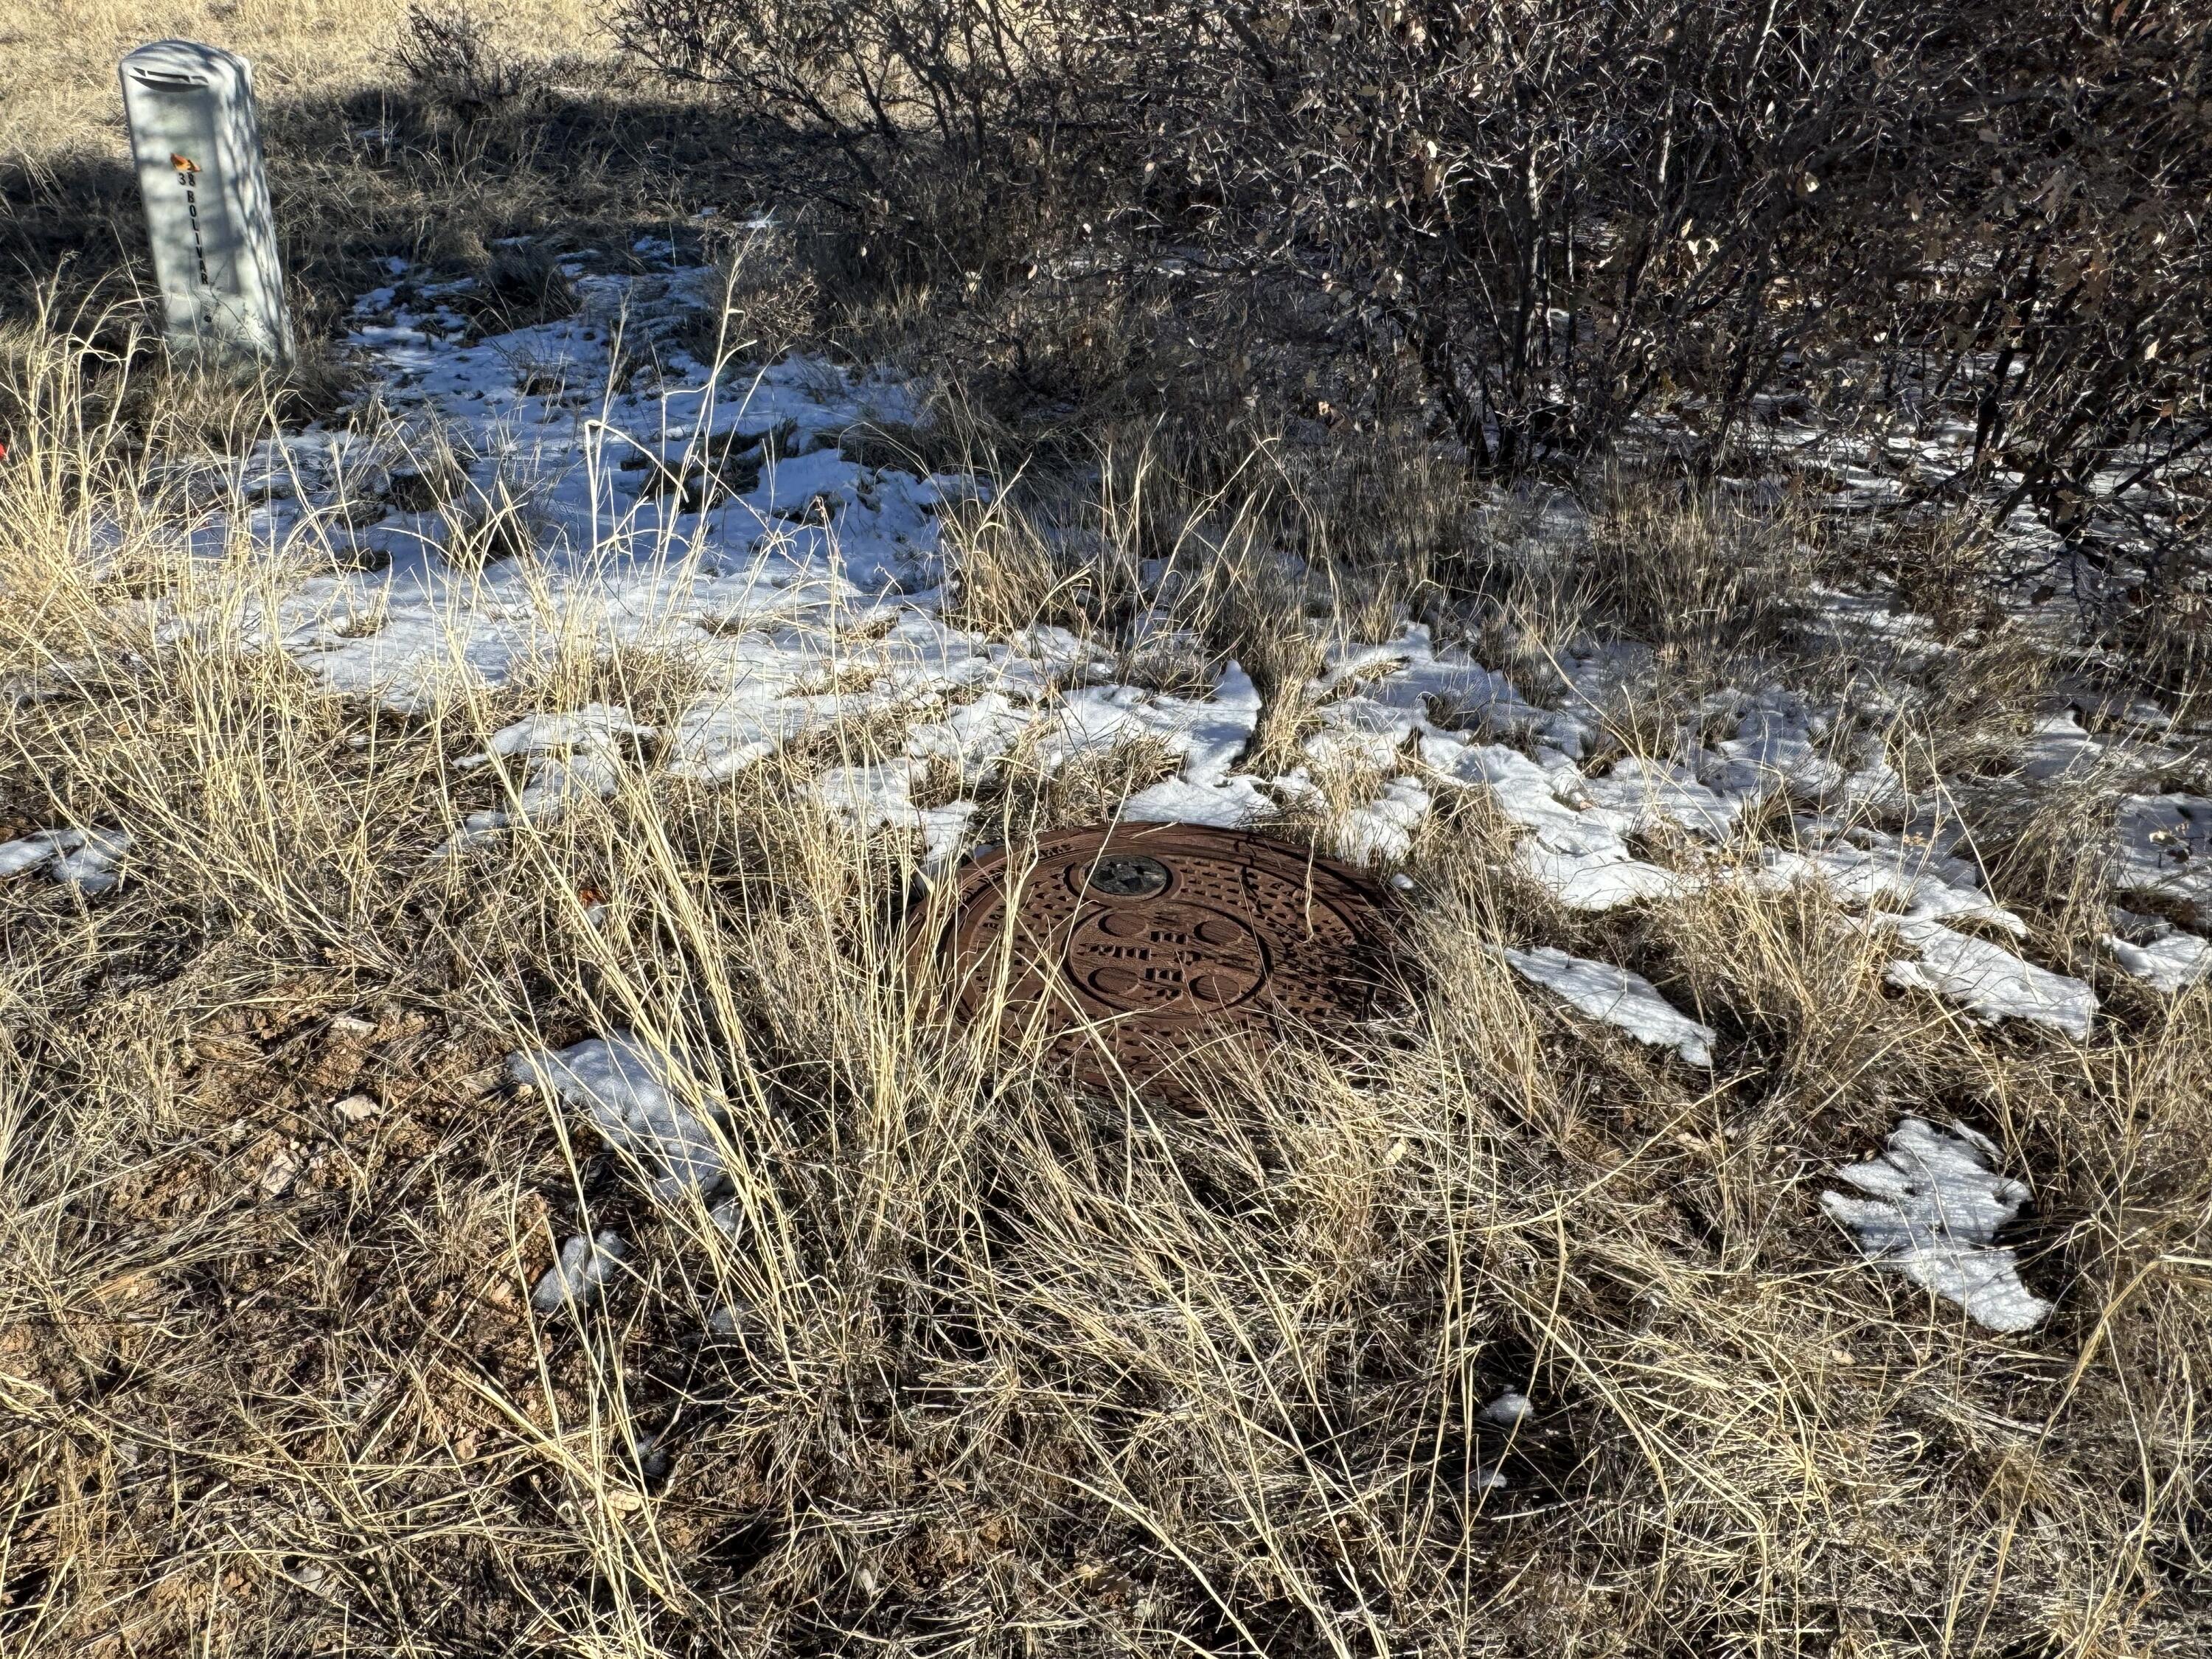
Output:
333,1093,380,1121
260,1147,301,1198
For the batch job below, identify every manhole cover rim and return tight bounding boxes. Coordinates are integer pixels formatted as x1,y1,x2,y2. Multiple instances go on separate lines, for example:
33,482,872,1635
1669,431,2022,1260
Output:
939,820,1388,908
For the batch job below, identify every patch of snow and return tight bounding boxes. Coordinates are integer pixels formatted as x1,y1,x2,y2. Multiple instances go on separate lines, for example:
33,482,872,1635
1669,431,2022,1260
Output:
0,831,74,877
1700,691,1897,811
1048,664,1260,777
1321,626,1580,753
53,833,128,890
1327,776,1433,863
447,703,656,848
903,691,1036,776
532,1231,630,1312
1758,833,2023,933
1582,756,1745,840
510,1034,728,1197
136,247,2210,967
2102,918,2212,994
1747,824,2096,1036
1422,738,1690,910
1475,1390,1531,1429
0,827,130,894
1121,773,1277,828
2114,793,2212,916
1821,1118,2050,1333
1882,920,2096,1040
467,703,655,762
811,759,977,869
2016,712,2110,785
1503,945,1716,1065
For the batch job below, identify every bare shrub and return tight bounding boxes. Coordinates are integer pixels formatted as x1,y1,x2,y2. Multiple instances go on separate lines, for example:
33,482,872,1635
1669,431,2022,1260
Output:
677,230,821,365
1088,1,1862,471
617,0,2208,574
612,0,1088,197
392,2,543,121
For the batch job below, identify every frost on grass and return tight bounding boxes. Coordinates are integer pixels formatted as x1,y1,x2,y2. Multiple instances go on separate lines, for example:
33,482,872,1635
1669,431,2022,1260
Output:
0,828,130,894
510,1034,728,1197
1503,945,1716,1065
1822,1117,2051,1334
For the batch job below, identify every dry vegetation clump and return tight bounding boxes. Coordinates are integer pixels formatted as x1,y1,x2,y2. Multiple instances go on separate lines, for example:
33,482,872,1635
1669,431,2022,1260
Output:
3,293,2211,1657
4,1,2212,1653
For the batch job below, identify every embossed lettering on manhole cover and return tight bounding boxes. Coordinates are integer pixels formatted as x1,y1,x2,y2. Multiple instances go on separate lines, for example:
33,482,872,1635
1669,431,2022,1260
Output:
914,823,1400,1096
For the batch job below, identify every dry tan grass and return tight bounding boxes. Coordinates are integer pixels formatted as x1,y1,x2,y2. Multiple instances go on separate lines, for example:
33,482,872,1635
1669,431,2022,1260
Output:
2,293,2210,1659
4,1,597,166
4,12,2212,1653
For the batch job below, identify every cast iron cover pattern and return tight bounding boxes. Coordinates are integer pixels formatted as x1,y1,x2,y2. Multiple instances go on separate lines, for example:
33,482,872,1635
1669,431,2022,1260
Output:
919,823,1398,1095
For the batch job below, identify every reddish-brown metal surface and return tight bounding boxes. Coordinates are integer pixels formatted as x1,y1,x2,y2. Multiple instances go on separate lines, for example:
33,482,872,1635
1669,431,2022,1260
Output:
917,822,1399,1096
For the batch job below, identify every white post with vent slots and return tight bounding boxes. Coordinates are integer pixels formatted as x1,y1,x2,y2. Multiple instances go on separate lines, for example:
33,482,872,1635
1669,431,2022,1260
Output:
119,41,294,366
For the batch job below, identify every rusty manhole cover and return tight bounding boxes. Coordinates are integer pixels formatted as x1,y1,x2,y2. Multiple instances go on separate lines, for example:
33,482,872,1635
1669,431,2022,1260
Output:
915,823,1401,1096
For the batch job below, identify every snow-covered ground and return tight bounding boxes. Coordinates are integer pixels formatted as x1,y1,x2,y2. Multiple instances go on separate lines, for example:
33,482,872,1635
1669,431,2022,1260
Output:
71,241,2191,1340
79,249,2203,1035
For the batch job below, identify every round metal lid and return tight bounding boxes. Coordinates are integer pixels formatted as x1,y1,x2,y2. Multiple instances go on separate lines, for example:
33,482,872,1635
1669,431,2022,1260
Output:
915,822,1400,1097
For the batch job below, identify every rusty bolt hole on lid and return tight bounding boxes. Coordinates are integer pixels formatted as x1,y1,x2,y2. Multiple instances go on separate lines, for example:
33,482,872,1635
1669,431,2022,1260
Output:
914,823,1406,1100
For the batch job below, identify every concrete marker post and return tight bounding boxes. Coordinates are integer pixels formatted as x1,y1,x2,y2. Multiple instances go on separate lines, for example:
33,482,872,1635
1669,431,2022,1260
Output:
119,41,295,367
